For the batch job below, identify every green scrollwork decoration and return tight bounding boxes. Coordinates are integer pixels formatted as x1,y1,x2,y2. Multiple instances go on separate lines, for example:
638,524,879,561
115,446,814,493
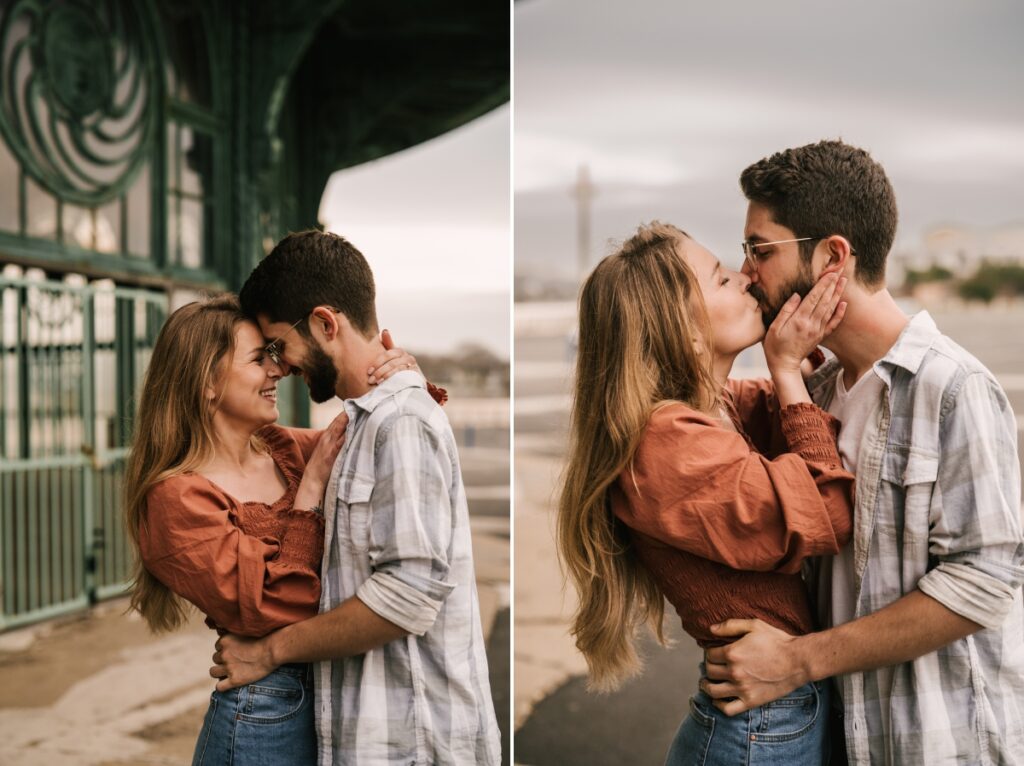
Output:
0,0,158,206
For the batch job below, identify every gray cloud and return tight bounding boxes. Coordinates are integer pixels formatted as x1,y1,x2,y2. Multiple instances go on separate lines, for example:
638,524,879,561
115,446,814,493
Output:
515,0,1024,282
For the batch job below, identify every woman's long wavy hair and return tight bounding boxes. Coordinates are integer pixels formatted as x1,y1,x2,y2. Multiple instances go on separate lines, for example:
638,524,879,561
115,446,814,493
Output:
123,294,258,632
557,222,721,691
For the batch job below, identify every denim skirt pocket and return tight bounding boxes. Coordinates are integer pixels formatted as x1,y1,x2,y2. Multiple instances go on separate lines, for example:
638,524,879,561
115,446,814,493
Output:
236,668,306,725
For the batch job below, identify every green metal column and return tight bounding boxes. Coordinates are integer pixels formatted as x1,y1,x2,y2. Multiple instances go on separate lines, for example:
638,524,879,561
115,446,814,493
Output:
80,291,97,605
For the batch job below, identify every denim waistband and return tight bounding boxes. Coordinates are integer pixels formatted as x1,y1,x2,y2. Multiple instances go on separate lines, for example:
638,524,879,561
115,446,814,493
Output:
696,661,823,704
273,663,312,681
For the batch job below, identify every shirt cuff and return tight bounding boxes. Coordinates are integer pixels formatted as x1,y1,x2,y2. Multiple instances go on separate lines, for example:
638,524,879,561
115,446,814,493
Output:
917,562,1019,629
779,403,843,467
356,571,456,636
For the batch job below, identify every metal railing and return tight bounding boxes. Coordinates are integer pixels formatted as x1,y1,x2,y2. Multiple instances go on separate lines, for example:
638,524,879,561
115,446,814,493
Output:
0,273,167,630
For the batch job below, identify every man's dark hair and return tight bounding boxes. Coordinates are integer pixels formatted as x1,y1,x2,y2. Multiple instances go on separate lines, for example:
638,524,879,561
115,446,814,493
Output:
239,230,378,337
740,140,898,286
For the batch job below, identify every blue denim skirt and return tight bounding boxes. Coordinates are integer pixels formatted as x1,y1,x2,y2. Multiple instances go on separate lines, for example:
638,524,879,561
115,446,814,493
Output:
665,675,830,766
192,663,316,766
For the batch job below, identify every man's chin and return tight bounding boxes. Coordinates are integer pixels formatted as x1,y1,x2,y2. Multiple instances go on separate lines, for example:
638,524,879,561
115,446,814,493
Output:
758,300,786,329
306,374,338,403
309,387,334,404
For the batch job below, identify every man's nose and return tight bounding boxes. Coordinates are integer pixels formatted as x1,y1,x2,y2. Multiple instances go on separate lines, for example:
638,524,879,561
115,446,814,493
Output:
741,260,759,281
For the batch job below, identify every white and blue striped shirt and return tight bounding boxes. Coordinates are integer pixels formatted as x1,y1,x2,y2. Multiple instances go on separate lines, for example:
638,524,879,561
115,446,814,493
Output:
807,312,1024,765
315,371,501,765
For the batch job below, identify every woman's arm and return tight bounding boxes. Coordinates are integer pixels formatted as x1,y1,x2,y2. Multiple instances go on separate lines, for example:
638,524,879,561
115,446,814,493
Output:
724,378,778,455
614,402,852,575
140,478,323,637
278,426,321,464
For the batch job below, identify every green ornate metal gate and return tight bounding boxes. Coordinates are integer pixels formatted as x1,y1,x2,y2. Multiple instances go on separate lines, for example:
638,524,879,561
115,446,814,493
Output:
0,273,166,629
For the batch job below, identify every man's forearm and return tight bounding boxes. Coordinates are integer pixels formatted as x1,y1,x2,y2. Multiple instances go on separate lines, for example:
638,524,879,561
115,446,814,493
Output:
267,595,409,665
799,589,982,681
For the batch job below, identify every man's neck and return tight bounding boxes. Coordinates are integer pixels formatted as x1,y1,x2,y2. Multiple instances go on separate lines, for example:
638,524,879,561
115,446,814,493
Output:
822,287,910,388
334,337,385,401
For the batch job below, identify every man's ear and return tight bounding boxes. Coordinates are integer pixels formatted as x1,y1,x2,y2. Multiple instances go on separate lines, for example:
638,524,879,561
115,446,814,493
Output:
310,306,342,342
820,235,853,277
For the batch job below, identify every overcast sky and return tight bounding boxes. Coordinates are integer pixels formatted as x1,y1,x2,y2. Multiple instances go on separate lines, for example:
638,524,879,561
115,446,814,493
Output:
320,105,510,356
515,0,1024,284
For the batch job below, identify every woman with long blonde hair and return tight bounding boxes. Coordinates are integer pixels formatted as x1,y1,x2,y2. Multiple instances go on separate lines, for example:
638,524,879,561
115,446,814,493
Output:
557,222,854,765
124,294,418,765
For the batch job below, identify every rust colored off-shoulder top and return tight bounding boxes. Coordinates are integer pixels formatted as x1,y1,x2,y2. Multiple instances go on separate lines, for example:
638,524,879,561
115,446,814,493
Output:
609,378,855,647
139,425,325,637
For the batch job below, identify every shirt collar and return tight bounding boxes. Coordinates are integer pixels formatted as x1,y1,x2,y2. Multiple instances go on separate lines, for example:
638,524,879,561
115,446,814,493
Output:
804,311,938,394
875,310,940,377
346,370,426,414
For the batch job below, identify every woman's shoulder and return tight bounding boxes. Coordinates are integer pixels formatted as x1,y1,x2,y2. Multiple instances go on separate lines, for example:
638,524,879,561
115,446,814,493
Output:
724,376,775,400
646,401,719,432
146,473,231,510
141,475,236,561
257,423,320,465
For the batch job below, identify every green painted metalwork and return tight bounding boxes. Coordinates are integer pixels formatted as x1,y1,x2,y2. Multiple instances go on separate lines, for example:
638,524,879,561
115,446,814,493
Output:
0,0,231,290
0,0,509,633
0,0,160,206
0,274,166,630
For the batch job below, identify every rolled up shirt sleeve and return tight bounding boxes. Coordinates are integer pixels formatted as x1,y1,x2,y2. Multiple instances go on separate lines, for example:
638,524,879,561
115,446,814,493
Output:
917,372,1024,628
356,414,457,636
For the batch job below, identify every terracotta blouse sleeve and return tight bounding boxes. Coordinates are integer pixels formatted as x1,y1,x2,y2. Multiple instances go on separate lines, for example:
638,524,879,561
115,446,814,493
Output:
724,348,827,441
613,402,853,575
279,426,321,463
725,378,778,453
139,477,323,637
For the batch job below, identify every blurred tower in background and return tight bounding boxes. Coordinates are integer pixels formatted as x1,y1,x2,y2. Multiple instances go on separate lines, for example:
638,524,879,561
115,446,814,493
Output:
571,164,595,280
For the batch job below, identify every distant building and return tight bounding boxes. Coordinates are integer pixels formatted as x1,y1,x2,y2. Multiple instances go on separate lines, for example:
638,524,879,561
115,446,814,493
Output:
0,0,507,631
891,223,1024,284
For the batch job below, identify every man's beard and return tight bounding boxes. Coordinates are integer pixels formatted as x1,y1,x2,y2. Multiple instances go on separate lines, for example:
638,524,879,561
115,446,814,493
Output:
300,343,339,403
750,265,816,329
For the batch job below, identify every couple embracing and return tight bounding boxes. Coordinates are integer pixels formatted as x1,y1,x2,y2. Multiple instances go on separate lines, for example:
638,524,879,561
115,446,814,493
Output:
559,140,1024,765
124,231,501,765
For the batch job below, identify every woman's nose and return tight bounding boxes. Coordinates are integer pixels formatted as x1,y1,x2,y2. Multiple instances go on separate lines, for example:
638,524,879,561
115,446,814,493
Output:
740,259,758,281
268,359,288,378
